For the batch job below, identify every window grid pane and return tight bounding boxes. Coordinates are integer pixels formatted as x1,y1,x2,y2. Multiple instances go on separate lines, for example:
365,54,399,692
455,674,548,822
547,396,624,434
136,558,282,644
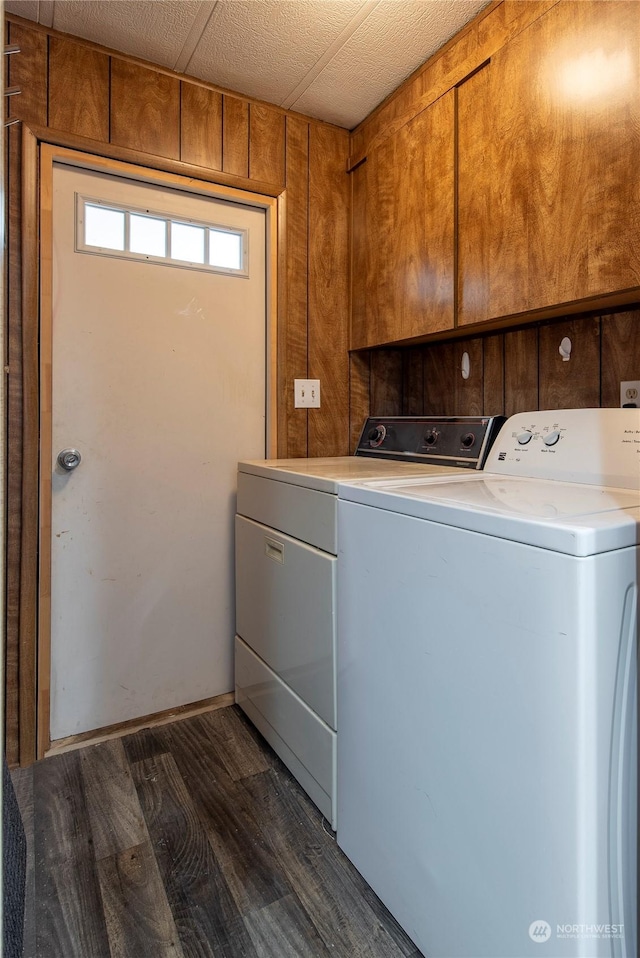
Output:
130,213,167,257
209,229,242,270
80,198,246,275
171,222,205,264
85,205,125,251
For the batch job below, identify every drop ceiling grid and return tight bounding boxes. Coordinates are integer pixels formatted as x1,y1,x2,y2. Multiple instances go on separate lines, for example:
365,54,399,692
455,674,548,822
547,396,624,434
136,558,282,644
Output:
185,0,366,108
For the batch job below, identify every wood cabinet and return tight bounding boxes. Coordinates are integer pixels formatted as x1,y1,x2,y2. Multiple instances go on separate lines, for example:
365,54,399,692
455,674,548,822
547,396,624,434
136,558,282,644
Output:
351,91,455,349
353,0,640,348
458,0,640,326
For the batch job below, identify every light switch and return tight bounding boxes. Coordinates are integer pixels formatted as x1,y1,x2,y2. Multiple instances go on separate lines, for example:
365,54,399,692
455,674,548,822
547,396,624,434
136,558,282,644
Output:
294,379,321,408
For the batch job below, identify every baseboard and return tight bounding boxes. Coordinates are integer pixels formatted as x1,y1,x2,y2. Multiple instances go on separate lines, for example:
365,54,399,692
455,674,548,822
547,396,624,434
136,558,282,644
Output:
44,691,235,758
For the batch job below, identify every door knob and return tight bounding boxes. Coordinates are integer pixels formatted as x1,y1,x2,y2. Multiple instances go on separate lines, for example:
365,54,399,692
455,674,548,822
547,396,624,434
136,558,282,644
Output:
57,448,82,471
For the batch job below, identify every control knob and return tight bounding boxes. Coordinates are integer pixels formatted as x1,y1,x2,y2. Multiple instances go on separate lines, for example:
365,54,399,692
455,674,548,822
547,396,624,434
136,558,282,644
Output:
368,424,387,448
424,430,439,447
517,431,533,445
461,432,475,449
543,430,561,446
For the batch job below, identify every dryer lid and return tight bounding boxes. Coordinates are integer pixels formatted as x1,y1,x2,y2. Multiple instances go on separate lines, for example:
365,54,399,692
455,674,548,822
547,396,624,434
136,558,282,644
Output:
237,457,466,494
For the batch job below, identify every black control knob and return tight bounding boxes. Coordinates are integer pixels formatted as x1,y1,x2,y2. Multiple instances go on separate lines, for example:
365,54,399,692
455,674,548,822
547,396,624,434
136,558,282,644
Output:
368,424,386,448
461,432,476,448
424,430,439,446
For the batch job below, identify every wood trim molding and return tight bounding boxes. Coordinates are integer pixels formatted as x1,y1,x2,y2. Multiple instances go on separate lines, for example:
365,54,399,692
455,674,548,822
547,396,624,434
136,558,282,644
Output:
27,135,280,759
346,155,366,175
29,124,285,198
267,196,281,457
276,189,289,457
44,691,235,758
19,125,40,764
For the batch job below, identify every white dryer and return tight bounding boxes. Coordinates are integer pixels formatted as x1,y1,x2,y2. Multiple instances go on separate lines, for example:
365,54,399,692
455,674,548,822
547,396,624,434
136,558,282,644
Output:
337,408,638,958
235,416,503,829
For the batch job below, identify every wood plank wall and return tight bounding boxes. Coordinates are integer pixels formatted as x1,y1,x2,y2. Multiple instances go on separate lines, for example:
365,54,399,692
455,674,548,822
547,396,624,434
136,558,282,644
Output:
5,17,350,765
348,0,558,167
349,310,640,449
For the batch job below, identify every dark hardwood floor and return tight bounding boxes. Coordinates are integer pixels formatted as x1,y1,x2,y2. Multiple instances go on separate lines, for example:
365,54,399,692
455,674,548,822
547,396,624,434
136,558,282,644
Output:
11,705,422,958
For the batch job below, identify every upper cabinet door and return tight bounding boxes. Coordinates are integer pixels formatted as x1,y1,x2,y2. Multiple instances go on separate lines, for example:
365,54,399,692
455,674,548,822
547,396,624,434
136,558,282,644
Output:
458,0,640,327
351,90,455,349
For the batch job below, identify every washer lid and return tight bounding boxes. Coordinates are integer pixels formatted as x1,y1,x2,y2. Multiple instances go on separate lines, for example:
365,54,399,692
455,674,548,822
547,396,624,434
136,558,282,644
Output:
237,457,466,494
338,475,640,555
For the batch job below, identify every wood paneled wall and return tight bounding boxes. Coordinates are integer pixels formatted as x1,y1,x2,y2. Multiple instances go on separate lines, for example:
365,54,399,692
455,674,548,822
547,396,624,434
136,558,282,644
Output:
349,309,640,450
5,16,350,765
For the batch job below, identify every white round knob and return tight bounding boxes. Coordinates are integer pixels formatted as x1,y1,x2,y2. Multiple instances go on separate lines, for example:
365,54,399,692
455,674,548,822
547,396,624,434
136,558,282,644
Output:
543,430,560,446
517,431,533,445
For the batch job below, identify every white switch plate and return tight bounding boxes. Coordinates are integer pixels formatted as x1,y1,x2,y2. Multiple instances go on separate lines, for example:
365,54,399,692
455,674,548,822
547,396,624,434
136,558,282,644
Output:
294,379,321,408
620,380,640,407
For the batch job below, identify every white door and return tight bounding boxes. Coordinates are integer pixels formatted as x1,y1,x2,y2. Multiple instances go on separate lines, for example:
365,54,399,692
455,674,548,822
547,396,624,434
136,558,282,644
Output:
47,163,267,740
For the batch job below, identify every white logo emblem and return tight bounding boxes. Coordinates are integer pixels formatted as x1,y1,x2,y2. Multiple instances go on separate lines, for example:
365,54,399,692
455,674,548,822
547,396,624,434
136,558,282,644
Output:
529,920,552,943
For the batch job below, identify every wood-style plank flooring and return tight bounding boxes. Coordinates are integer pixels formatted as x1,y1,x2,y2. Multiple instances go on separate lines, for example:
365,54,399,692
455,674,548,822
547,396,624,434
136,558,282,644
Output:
11,705,422,958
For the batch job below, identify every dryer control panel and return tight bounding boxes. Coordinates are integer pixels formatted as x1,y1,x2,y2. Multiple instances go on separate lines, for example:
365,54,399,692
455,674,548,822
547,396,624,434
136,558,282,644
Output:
355,416,505,469
485,408,640,488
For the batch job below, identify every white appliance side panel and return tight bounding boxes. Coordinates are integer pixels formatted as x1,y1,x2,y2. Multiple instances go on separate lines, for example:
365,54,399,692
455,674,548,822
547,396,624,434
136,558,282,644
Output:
237,472,337,554
337,500,637,958
235,636,336,828
235,515,336,729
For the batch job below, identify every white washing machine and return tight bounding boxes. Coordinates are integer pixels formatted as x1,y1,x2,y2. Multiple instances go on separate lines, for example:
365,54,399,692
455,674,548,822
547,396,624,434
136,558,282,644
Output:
337,408,638,958
235,416,504,829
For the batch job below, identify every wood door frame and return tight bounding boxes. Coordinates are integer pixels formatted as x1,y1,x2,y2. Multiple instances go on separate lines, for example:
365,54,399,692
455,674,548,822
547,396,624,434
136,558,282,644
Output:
16,127,282,762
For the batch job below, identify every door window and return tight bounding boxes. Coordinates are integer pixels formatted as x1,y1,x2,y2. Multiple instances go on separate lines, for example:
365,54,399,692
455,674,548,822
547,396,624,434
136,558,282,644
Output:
77,195,248,275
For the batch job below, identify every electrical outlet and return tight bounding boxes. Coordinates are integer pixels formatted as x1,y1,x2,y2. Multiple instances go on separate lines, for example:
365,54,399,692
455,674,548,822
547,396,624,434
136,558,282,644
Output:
294,379,321,408
620,380,640,408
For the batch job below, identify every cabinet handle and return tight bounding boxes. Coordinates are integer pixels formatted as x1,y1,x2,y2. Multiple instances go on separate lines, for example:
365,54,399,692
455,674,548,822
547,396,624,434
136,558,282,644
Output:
264,537,284,563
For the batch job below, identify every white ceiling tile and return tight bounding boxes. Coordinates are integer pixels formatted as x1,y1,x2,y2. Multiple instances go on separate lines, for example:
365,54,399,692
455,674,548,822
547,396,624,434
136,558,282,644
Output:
5,1,40,22
52,0,205,69
38,0,55,28
291,0,490,128
186,0,365,106
279,0,378,109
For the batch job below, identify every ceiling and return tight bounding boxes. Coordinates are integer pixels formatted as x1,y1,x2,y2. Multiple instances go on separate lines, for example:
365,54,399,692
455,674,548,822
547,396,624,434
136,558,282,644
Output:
5,0,490,129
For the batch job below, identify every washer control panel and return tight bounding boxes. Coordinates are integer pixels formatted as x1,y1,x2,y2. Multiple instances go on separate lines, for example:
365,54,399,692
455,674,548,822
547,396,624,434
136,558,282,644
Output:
485,408,640,488
355,416,505,469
